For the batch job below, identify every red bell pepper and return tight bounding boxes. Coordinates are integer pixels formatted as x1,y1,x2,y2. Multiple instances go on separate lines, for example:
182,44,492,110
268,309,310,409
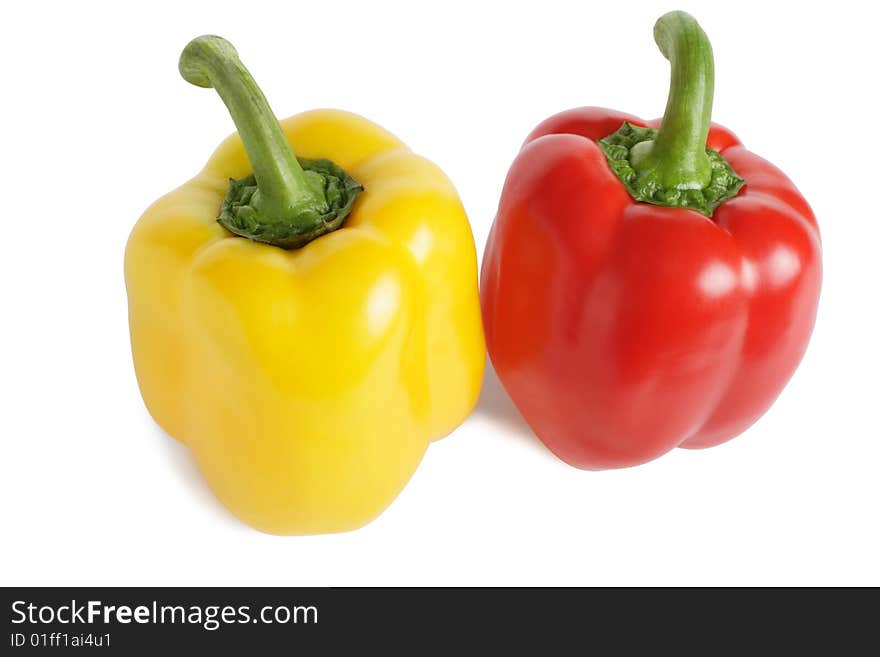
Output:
480,11,822,469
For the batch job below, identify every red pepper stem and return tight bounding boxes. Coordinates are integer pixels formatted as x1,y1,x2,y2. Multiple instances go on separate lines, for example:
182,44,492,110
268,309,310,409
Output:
629,11,714,191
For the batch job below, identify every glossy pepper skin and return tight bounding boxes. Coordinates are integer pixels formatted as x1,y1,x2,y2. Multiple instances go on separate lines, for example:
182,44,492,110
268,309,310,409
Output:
481,12,821,469
125,37,484,534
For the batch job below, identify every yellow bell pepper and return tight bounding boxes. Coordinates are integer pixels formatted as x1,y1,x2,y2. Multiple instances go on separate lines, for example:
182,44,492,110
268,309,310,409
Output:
124,36,484,535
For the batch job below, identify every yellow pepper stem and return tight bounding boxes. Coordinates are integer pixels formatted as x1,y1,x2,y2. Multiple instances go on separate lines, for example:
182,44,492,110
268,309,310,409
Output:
178,36,363,249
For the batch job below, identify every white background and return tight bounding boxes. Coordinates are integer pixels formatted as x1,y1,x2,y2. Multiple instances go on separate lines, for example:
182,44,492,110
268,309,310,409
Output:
2,0,878,586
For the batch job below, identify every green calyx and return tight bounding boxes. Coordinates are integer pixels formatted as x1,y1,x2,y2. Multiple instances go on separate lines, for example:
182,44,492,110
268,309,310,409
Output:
598,11,743,216
219,158,362,249
599,122,743,216
179,35,362,249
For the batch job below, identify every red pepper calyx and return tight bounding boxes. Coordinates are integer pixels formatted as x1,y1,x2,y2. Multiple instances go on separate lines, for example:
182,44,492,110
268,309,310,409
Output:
598,11,743,217
599,122,743,217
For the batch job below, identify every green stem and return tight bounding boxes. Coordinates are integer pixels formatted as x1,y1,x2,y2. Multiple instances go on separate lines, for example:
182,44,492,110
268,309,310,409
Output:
177,36,363,249
179,36,320,223
629,11,714,190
